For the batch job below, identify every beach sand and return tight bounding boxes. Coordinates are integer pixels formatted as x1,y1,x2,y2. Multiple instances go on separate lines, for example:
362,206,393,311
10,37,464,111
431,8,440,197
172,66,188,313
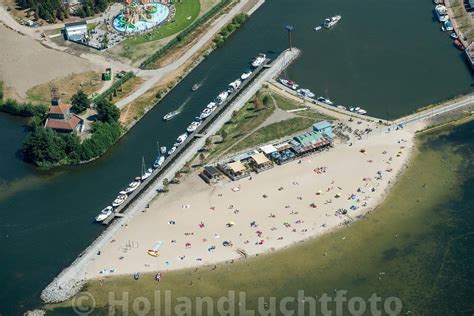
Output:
86,120,415,279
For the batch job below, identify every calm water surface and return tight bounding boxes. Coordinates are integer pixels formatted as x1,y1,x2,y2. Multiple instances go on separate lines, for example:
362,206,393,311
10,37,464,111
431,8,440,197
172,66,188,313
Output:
0,0,473,313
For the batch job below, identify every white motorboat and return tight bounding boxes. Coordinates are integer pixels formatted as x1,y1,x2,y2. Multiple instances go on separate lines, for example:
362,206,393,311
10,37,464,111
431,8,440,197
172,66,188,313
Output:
278,78,299,90
336,105,347,110
240,71,252,80
228,79,241,92
206,102,216,109
450,32,458,39
323,15,341,28
357,108,367,115
112,193,128,207
95,206,113,222
444,20,453,31
216,91,229,104
317,96,334,105
251,53,266,68
187,121,202,133
349,107,355,112
153,156,165,168
160,146,167,154
163,110,180,121
125,179,141,193
314,26,322,31
167,146,177,156
199,107,215,119
297,88,315,98
174,133,188,147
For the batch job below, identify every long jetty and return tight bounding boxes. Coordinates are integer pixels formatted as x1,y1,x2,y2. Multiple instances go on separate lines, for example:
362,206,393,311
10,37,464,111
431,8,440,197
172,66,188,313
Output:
40,48,301,303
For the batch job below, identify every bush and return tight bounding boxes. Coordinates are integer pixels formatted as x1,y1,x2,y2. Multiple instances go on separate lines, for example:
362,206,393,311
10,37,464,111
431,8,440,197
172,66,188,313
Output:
0,99,49,118
78,122,122,161
96,98,120,123
22,128,66,167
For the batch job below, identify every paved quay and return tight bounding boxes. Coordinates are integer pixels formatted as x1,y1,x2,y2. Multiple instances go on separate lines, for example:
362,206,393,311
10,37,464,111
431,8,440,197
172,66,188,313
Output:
40,48,301,303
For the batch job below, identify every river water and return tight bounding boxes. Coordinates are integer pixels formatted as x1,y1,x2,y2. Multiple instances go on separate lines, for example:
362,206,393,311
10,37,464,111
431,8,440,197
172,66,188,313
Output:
0,0,472,313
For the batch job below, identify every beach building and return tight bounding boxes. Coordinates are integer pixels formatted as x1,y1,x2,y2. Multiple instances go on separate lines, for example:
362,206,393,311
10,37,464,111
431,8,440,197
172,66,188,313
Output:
466,42,474,69
199,166,222,184
312,120,333,139
291,131,332,156
64,21,87,42
44,97,83,133
218,160,250,181
249,152,274,173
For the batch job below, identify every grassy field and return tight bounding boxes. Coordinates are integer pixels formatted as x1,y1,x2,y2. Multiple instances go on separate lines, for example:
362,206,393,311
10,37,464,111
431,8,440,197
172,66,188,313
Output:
47,121,473,315
25,71,103,103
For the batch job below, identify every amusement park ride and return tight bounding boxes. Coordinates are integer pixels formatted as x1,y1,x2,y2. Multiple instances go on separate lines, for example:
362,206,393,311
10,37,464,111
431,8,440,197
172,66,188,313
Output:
115,0,170,32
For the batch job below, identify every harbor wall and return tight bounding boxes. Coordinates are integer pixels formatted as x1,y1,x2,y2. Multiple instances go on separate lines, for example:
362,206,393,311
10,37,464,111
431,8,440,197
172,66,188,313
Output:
40,48,301,304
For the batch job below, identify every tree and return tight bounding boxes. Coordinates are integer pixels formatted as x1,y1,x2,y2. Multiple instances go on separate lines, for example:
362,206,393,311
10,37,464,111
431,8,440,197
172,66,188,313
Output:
22,128,66,166
204,137,213,151
262,95,271,107
96,99,120,123
71,90,89,114
199,152,206,165
231,110,238,123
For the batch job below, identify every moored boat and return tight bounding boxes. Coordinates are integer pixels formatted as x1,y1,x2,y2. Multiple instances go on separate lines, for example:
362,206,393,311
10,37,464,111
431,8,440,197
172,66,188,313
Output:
95,206,113,222
444,20,453,31
112,193,128,207
357,108,367,115
216,91,229,104
336,105,347,110
251,53,266,68
167,146,177,156
278,78,299,90
153,156,165,168
314,26,322,31
187,120,202,133
317,96,334,105
240,71,252,80
160,146,167,154
435,5,449,22
297,88,315,98
125,178,141,193
174,133,188,147
450,32,458,39
228,79,241,92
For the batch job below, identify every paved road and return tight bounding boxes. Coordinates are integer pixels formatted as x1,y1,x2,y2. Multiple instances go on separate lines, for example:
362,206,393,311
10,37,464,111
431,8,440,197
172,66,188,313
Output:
395,94,474,126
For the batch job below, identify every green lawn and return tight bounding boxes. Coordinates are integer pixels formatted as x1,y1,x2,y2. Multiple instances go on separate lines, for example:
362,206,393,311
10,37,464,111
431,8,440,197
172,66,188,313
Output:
122,0,201,46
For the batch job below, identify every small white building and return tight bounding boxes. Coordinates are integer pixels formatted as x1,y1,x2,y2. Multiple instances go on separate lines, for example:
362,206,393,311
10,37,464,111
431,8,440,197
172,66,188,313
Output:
64,21,87,42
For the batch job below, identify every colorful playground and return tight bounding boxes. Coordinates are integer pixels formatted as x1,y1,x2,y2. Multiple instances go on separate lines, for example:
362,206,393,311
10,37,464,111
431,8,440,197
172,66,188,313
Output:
113,0,171,34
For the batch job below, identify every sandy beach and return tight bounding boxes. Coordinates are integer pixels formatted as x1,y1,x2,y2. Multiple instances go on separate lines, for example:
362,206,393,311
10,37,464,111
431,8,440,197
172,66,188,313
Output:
86,119,415,279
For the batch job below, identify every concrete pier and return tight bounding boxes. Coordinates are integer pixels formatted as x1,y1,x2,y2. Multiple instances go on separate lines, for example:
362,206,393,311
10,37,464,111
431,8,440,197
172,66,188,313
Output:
40,48,301,303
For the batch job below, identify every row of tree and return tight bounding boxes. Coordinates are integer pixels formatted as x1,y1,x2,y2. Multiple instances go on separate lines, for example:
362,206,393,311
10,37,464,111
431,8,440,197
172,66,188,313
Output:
16,0,112,23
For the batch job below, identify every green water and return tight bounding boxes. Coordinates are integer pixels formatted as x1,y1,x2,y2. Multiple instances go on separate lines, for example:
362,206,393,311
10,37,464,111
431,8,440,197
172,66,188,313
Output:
49,120,474,315
1,0,473,313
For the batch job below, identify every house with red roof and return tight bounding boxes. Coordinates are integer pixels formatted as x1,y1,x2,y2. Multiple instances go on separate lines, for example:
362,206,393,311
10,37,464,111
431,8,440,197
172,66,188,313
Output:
44,97,83,133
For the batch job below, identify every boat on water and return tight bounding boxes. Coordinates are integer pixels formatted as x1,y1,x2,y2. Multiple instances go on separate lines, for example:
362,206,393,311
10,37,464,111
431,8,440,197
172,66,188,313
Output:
278,78,299,90
228,79,241,92
453,39,464,50
216,91,229,104
444,20,453,31
314,26,322,31
95,206,113,222
337,105,347,110
251,53,266,68
199,106,215,119
297,88,315,99
167,146,177,156
125,178,141,193
323,15,341,28
187,120,202,133
240,71,252,80
140,157,152,181
163,110,180,121
160,146,167,154
153,156,165,168
450,32,458,39
206,102,216,109
357,108,367,115
317,96,334,105
435,5,449,22
174,133,188,147
191,83,201,92
112,193,128,207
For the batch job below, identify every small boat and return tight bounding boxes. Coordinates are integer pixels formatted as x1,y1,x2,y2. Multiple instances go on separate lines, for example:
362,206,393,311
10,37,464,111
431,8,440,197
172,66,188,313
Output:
278,78,299,90
240,71,252,80
228,79,241,92
199,107,215,119
323,15,341,28
134,272,140,280
314,26,322,31
167,146,177,156
444,20,453,31
174,133,188,147
450,32,458,39
191,83,201,91
251,53,266,68
336,105,347,110
357,108,367,115
160,146,167,154
112,193,128,207
349,107,355,112
125,179,141,194
317,96,334,105
297,88,315,98
153,156,165,168
163,110,180,121
206,102,216,109
140,157,152,181
95,206,113,222
435,5,449,22
187,121,202,133
216,91,229,104
441,25,446,32
453,39,464,50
